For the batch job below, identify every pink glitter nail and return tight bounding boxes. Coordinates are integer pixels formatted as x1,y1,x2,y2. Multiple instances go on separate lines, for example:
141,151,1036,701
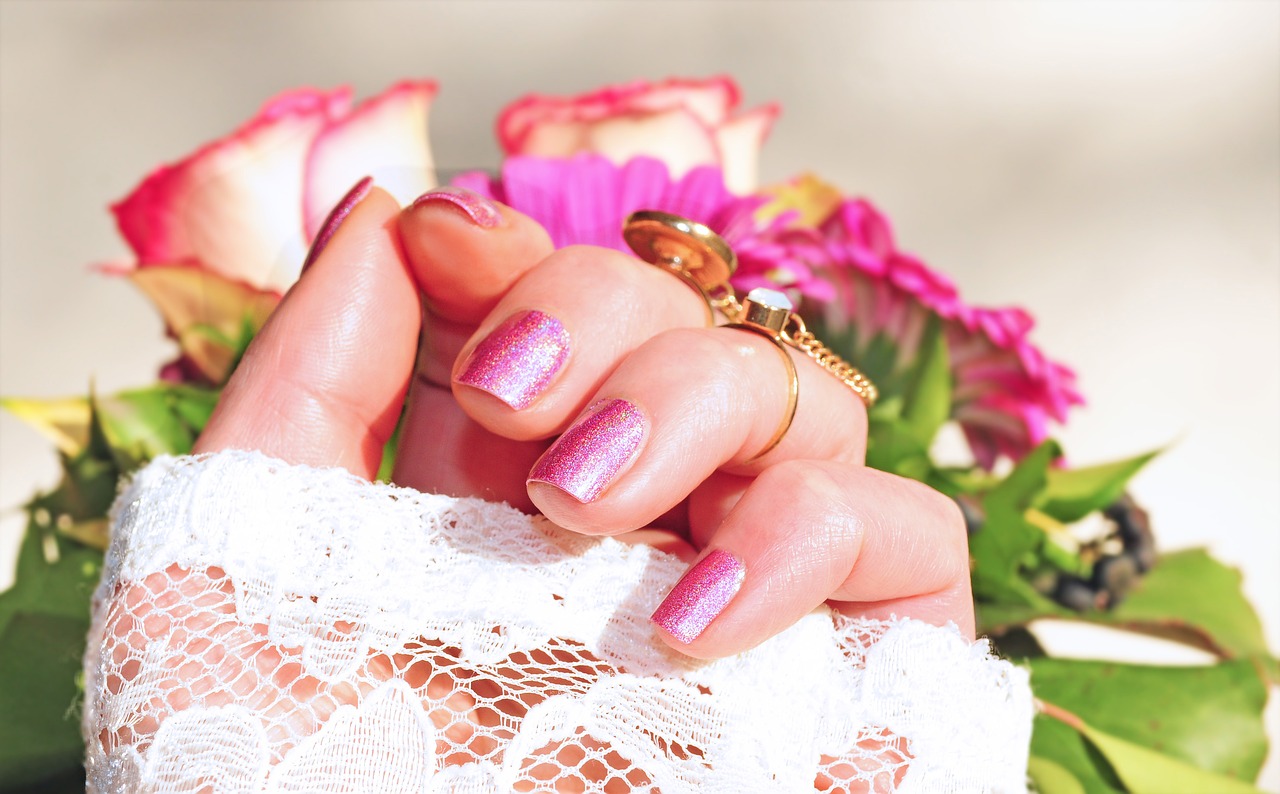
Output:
412,186,503,228
302,176,373,272
457,310,569,409
651,550,745,644
528,399,646,503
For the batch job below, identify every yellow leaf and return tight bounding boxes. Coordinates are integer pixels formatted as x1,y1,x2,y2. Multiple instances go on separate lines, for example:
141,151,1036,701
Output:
58,518,109,551
0,396,90,456
1080,723,1264,794
757,173,844,226
130,266,279,382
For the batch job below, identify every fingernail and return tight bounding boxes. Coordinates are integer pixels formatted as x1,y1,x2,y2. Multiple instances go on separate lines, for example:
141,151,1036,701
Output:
528,398,646,503
412,186,503,228
457,310,569,409
302,176,374,273
651,550,745,644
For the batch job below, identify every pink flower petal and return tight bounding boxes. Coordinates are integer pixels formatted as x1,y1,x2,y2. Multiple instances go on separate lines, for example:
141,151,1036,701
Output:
304,80,438,238
111,87,349,292
495,77,772,194
808,197,1084,465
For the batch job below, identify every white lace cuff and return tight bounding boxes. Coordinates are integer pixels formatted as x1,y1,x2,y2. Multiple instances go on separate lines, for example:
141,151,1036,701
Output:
82,451,1033,792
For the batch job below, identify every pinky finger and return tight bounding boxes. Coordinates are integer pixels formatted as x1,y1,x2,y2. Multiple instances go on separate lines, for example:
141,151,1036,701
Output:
651,460,973,659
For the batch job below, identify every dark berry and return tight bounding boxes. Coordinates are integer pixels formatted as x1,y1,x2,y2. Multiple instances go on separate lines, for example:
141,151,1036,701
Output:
1091,554,1140,606
1105,493,1156,572
1054,576,1102,612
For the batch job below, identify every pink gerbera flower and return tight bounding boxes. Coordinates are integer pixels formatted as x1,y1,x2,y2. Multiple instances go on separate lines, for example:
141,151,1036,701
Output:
456,155,1081,468
807,198,1084,467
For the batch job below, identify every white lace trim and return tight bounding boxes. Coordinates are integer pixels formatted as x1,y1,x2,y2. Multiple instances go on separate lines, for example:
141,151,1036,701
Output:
83,451,1032,792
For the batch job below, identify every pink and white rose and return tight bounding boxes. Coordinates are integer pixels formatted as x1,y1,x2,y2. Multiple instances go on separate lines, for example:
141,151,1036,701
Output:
496,77,777,196
111,80,438,294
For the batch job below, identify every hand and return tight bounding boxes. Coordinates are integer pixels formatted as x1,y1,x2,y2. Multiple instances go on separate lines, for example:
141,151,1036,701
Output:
196,182,974,656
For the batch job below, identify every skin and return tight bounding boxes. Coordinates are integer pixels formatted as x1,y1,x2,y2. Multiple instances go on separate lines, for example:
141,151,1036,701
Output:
197,186,975,656
97,187,975,788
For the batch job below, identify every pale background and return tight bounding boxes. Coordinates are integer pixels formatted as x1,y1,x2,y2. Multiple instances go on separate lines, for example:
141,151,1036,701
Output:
1,0,1277,788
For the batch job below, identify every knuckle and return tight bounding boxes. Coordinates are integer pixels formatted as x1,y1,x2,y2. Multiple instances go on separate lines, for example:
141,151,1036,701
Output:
640,328,744,377
754,459,841,501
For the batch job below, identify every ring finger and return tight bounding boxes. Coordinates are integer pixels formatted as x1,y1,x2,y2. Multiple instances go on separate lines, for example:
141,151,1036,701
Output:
524,322,868,534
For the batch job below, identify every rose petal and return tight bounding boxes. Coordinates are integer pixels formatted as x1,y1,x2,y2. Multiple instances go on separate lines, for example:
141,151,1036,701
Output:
303,79,438,239
583,107,721,176
497,76,743,153
714,103,779,194
111,88,349,292
628,76,741,125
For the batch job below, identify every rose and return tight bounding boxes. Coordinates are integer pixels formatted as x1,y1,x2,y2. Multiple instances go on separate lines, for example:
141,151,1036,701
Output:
496,76,778,195
106,81,437,382
111,81,437,293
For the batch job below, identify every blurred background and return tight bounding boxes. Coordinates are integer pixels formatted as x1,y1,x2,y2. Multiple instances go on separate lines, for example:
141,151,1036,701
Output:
1,0,1276,787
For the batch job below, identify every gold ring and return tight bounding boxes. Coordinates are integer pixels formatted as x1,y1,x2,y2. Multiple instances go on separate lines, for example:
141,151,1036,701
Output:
725,287,801,462
622,210,736,326
621,210,878,409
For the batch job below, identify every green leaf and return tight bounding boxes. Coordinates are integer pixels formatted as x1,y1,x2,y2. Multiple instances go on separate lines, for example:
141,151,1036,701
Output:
1030,715,1125,794
1037,449,1161,522
865,415,931,479
1027,755,1088,794
1101,549,1277,677
0,523,102,787
982,548,1279,681
969,440,1060,602
899,321,951,448
1031,658,1268,781
377,400,409,484
93,384,219,471
853,330,905,395
168,384,220,432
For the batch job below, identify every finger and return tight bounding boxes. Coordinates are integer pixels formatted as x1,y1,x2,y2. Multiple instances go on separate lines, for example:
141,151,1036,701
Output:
396,186,554,329
448,245,709,440
649,460,974,659
390,186,555,495
525,326,868,533
392,382,546,512
195,181,420,479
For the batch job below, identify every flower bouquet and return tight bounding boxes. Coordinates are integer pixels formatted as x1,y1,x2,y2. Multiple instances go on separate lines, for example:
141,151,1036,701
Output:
2,77,1274,792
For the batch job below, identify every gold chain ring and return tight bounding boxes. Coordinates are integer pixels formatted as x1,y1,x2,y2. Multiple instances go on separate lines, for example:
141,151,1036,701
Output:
782,314,878,407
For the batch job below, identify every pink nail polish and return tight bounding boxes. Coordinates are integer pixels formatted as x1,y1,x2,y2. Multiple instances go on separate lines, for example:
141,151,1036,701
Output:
528,399,646,503
651,550,745,644
412,186,503,228
302,176,373,273
457,310,569,409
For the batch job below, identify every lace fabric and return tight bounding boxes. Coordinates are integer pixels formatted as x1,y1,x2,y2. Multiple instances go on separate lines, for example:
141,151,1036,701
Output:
83,451,1033,792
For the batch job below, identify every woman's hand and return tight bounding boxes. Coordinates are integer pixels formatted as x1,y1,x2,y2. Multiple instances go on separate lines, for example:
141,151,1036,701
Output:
195,181,974,658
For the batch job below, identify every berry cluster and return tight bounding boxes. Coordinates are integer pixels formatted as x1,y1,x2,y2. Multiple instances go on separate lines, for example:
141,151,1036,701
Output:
958,493,1156,613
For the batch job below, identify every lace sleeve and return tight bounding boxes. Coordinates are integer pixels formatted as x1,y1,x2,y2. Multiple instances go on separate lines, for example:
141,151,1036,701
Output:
83,451,1033,793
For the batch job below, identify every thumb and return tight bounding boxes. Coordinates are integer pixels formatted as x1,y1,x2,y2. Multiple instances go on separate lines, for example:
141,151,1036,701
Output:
195,179,421,478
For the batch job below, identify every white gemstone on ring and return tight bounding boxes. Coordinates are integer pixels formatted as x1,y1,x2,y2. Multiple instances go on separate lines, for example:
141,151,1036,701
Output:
744,287,793,312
